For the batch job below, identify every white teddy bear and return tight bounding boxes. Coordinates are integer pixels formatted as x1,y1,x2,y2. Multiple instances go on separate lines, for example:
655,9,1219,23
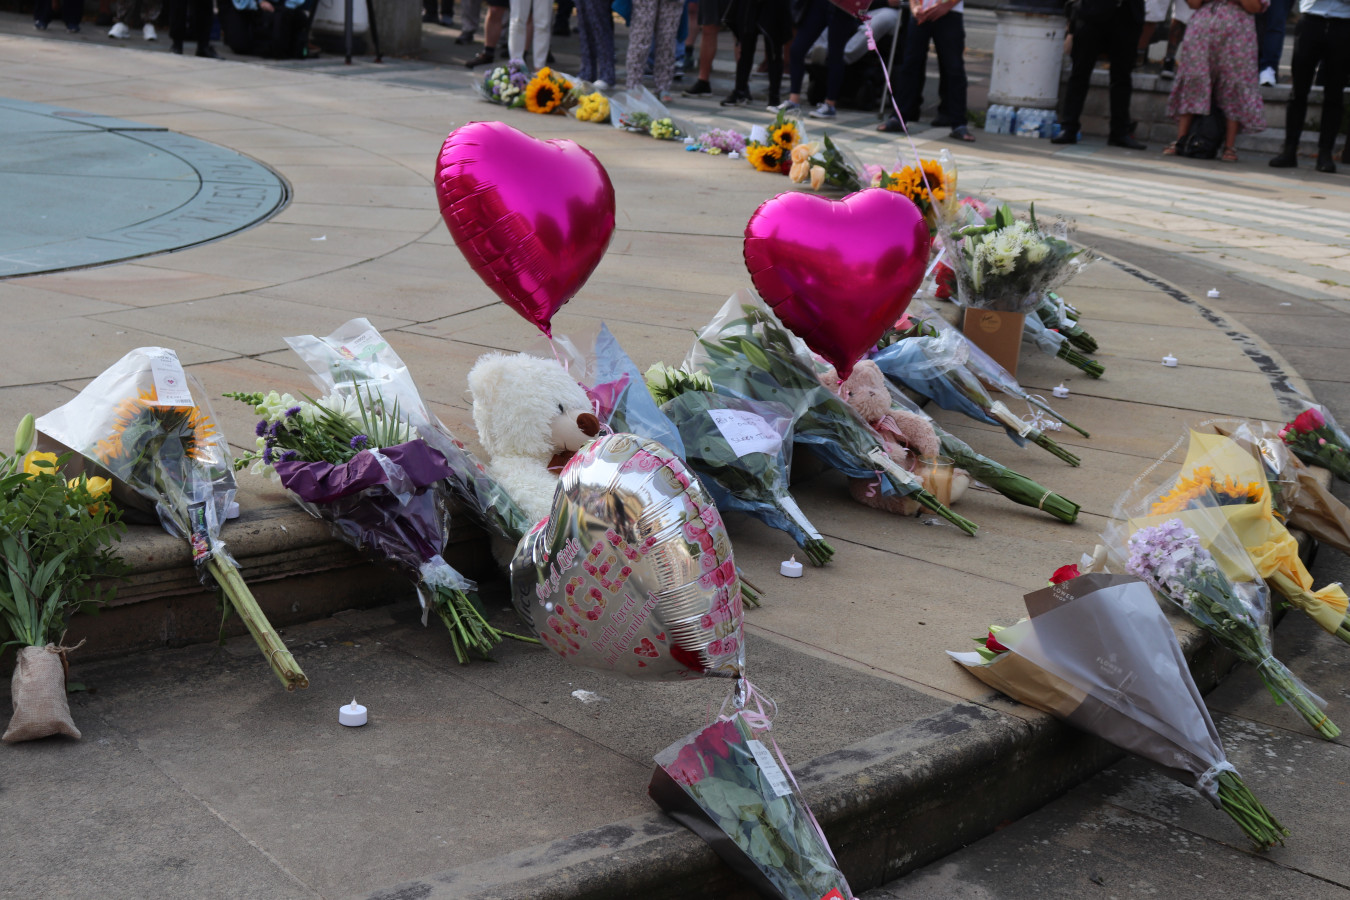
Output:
467,352,601,526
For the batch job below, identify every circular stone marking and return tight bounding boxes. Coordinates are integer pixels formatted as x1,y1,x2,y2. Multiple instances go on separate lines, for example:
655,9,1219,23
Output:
0,98,288,277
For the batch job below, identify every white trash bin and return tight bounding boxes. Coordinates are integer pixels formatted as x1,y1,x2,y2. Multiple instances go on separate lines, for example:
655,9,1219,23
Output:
988,9,1066,109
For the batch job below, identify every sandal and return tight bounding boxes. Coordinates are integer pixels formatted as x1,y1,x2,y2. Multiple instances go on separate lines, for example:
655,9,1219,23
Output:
1162,141,1178,156
878,116,904,133
1221,145,1238,162
949,125,975,143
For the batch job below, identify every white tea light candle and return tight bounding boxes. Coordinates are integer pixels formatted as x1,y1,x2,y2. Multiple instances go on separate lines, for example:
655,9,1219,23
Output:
780,556,804,578
1162,355,1177,367
340,698,367,727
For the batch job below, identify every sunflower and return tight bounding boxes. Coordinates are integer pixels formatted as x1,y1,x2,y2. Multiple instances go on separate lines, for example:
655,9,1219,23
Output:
770,121,800,151
94,388,219,472
1150,465,1264,515
524,75,563,114
746,144,783,173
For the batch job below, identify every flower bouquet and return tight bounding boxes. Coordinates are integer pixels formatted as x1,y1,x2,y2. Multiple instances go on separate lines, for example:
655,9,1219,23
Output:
885,385,1081,524
693,128,747,157
36,348,307,691
610,86,689,139
2,424,128,743
950,572,1288,848
540,327,763,606
522,66,575,114
1137,430,1350,644
285,318,533,550
1022,311,1105,379
649,691,853,900
795,133,862,191
869,151,953,233
1115,516,1338,740
228,384,530,665
1033,292,1098,355
940,202,1088,315
1279,399,1350,482
476,59,530,108
572,90,610,123
746,109,802,175
1213,418,1350,560
872,312,1082,466
687,291,977,535
660,390,833,566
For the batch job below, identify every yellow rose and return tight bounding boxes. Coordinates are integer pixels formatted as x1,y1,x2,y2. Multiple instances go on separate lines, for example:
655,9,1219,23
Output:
22,450,60,478
790,143,814,164
810,165,826,191
67,474,113,514
789,159,810,183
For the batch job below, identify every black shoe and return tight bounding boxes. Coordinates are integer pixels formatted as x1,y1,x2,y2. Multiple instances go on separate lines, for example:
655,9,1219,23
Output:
1108,135,1146,150
1159,57,1175,79
171,39,183,53
682,51,694,72
1269,148,1297,168
67,24,81,32
1050,132,1077,145
454,31,475,44
196,43,219,57
720,90,751,107
1317,153,1337,174
682,79,711,97
34,18,48,29
465,47,494,67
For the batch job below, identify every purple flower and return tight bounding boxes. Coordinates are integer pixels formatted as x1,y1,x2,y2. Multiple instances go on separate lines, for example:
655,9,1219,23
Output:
267,421,281,438
255,420,267,437
263,446,274,464
350,435,368,449
285,406,301,418
281,450,298,461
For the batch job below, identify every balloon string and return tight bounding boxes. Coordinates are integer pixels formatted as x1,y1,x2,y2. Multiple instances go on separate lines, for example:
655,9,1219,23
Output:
548,336,568,372
863,15,947,236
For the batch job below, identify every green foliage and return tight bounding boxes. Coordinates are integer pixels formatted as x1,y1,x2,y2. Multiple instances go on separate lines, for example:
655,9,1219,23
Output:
0,455,128,649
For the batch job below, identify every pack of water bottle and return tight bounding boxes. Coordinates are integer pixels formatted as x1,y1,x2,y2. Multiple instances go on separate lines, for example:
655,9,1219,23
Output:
984,105,1057,138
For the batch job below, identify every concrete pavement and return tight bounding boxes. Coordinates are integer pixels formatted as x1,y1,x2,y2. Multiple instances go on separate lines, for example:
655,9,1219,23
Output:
2,22,1350,899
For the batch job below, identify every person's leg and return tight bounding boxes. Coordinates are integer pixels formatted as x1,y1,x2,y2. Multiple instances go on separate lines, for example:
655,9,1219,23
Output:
730,25,758,98
507,0,529,60
1105,4,1140,141
894,16,931,123
457,0,481,39
697,24,718,80
574,0,595,78
626,0,657,91
193,0,217,54
788,0,828,102
1255,0,1290,76
63,0,86,28
1316,18,1347,166
1273,14,1320,164
553,0,572,34
765,26,783,104
818,3,850,108
1056,13,1101,138
652,0,683,96
931,11,967,127
530,0,551,68
34,0,54,26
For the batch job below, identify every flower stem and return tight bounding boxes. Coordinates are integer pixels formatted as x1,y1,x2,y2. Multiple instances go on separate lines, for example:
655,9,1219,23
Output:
1256,658,1339,739
1217,771,1288,850
433,586,538,665
205,556,308,691
738,571,763,608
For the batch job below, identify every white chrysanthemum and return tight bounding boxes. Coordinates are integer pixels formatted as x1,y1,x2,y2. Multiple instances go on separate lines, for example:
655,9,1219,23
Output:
1025,241,1049,264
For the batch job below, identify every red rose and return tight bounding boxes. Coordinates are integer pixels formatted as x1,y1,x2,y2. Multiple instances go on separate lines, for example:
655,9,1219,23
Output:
1291,408,1326,434
693,718,741,761
666,742,708,785
1049,563,1081,585
934,262,955,300
985,631,1009,654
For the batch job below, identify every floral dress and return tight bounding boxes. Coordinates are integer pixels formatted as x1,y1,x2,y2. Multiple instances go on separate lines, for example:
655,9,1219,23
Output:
1166,0,1265,133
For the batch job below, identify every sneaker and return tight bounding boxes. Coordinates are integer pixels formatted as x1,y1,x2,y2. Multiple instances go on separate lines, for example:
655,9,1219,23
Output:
440,15,457,27
592,79,610,90
682,79,712,97
454,31,476,44
1259,66,1276,86
34,19,48,29
808,102,836,119
1159,57,1175,79
770,100,799,113
143,23,157,40
720,90,752,107
108,21,131,38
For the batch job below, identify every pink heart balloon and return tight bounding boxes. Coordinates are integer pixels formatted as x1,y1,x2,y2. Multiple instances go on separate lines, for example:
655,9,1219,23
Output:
827,0,870,17
436,121,616,338
743,188,930,380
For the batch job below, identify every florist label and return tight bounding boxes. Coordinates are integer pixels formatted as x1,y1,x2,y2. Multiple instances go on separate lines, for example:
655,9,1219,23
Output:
778,495,822,540
334,329,388,362
707,409,781,458
148,350,195,407
747,739,793,797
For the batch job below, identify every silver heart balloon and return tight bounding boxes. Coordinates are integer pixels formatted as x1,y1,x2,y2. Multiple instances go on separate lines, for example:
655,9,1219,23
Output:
510,433,745,681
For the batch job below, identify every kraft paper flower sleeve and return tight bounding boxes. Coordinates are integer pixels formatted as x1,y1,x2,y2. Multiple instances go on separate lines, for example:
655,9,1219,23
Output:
950,573,1287,849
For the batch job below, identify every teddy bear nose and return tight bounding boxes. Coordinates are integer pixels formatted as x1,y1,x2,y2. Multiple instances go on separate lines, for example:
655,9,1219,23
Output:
576,412,600,437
